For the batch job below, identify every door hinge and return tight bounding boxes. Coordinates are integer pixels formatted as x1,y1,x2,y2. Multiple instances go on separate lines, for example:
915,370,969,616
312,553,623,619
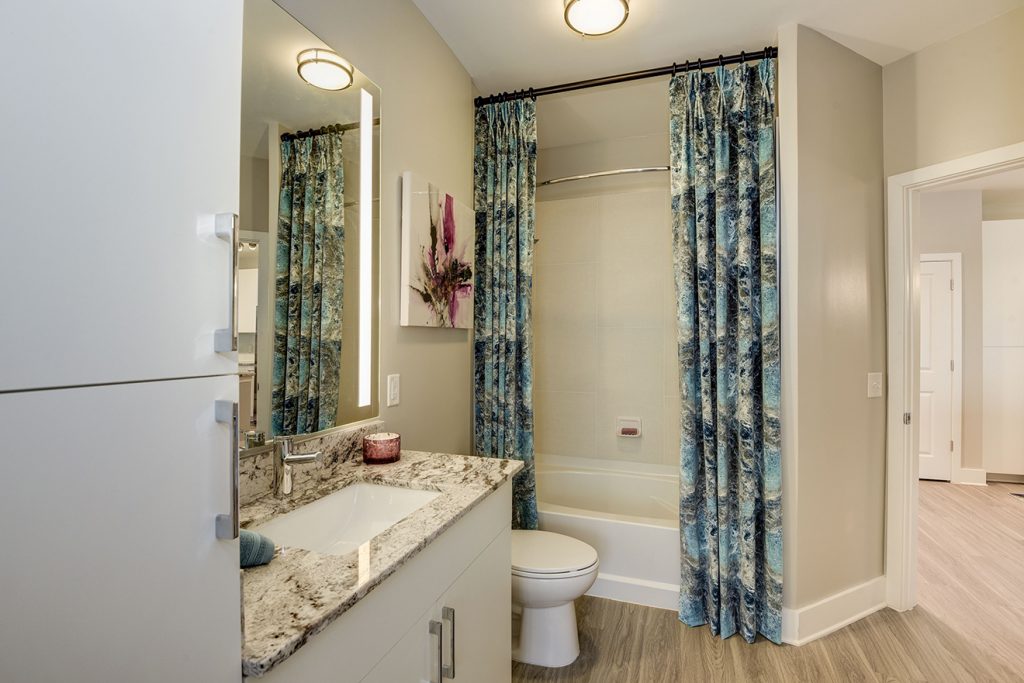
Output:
951,359,954,371
903,412,912,425
950,279,954,291
950,439,954,452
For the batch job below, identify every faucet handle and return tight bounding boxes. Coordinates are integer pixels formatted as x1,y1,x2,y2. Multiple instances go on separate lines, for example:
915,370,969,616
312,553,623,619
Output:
285,450,322,464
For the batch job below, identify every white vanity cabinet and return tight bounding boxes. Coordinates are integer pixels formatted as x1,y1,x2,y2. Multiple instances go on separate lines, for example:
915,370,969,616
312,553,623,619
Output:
362,528,512,683
249,482,513,683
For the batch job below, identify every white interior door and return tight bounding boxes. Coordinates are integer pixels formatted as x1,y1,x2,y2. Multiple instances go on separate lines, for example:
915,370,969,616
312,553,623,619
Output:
920,259,954,481
0,0,242,392
0,376,241,682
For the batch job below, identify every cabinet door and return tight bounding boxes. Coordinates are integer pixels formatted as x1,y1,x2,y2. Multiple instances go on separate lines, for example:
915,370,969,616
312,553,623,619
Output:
0,0,242,391
0,376,242,682
361,607,440,683
438,528,512,683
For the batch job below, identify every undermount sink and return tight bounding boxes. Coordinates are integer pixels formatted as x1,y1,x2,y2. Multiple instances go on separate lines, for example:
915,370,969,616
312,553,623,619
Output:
252,483,440,556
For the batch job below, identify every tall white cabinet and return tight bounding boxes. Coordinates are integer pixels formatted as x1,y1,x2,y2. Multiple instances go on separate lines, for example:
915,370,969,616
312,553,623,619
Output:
983,219,1024,476
0,2,245,681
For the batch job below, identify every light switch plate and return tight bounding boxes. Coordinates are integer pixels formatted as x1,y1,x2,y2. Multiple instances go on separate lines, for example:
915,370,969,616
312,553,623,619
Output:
387,374,400,407
867,372,883,398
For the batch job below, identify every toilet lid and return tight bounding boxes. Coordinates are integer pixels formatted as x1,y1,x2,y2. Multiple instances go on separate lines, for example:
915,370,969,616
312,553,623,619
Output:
511,530,598,574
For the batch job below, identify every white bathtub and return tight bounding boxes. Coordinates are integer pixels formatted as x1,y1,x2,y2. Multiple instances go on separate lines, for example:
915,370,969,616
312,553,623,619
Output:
535,456,681,611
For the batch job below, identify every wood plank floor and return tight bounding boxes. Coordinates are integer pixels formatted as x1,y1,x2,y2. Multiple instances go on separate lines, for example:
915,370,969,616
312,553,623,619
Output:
513,481,1024,682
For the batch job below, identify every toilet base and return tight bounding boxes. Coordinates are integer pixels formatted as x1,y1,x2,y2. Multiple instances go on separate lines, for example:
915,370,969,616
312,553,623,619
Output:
512,601,580,668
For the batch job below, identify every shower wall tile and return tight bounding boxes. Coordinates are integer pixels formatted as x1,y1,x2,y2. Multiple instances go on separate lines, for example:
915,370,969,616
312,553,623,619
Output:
534,390,596,458
597,188,672,263
533,321,598,393
596,258,668,328
534,262,596,327
662,393,682,466
534,184,680,467
535,198,600,266
663,327,681,398
594,327,664,461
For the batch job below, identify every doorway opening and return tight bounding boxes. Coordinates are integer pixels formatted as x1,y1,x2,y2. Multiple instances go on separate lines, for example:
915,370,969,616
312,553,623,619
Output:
886,140,1024,612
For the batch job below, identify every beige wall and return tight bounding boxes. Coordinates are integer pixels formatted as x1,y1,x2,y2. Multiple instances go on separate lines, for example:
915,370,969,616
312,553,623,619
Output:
919,191,983,469
779,25,886,608
278,0,475,454
883,7,1024,176
983,189,1024,220
239,155,269,233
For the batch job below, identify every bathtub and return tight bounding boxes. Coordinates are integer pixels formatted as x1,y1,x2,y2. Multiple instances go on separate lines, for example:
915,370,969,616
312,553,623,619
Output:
535,456,680,611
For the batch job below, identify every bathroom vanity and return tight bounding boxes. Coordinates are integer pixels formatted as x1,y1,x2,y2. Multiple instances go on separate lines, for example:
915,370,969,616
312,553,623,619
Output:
240,450,521,682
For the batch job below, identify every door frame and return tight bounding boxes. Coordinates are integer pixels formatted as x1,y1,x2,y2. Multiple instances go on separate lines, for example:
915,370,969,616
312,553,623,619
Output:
919,252,963,484
885,140,1024,612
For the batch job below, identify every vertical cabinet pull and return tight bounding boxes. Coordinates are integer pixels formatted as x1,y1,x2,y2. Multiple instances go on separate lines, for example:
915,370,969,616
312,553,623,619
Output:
441,606,455,679
215,400,239,540
429,619,443,683
214,212,239,353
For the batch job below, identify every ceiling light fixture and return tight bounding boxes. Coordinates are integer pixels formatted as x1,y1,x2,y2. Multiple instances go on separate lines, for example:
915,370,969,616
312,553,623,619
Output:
564,0,629,37
296,48,353,91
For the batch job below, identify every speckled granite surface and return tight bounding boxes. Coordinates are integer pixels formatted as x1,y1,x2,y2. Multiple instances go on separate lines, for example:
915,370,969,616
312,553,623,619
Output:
240,450,522,678
239,421,384,506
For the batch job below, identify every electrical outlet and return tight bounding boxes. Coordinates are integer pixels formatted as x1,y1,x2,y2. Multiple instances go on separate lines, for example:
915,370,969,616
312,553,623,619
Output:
867,372,883,398
387,374,400,407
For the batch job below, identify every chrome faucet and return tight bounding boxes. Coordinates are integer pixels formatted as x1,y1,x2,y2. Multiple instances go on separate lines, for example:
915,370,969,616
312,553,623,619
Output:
274,436,322,497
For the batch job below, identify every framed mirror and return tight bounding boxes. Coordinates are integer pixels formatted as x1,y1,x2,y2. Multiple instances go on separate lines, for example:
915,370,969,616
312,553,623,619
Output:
238,0,380,452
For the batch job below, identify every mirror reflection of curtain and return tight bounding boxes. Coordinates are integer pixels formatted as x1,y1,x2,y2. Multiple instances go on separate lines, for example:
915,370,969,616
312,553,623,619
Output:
271,130,345,436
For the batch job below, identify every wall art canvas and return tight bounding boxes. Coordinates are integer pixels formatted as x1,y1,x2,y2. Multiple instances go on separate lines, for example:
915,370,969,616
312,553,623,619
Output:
400,171,474,328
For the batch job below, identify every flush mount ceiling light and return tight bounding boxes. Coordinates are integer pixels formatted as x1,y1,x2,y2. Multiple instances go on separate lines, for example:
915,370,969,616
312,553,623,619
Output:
296,48,353,91
564,0,629,37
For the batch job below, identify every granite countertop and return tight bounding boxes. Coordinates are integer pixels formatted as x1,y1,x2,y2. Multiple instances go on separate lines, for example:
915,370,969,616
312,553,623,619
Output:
240,450,523,678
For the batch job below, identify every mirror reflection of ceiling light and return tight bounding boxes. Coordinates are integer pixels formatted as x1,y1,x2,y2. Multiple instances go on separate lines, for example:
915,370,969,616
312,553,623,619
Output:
296,48,353,91
563,0,629,36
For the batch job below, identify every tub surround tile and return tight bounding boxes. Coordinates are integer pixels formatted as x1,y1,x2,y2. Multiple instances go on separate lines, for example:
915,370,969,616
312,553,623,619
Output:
533,323,598,393
239,421,383,505
240,450,523,678
535,390,597,458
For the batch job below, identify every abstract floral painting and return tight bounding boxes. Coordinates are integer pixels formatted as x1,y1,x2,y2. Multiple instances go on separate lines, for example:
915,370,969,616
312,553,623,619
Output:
400,171,474,328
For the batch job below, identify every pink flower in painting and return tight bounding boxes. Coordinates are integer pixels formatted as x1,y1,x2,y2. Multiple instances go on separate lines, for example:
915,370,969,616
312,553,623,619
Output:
412,186,473,327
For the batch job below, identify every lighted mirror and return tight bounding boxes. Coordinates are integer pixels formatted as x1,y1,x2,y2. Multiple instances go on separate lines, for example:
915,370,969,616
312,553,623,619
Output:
238,0,380,450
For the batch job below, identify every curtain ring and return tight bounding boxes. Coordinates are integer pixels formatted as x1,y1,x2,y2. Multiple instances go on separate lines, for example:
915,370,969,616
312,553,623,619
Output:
718,54,724,68
697,57,703,70
741,50,746,63
671,62,677,77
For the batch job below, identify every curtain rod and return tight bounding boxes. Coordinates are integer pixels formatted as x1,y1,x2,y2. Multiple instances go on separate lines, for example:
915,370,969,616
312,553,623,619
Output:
540,166,668,187
281,117,381,142
474,46,777,107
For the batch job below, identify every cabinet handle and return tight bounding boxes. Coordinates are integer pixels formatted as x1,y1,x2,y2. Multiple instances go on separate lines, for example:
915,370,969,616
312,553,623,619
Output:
215,400,239,540
429,619,443,683
441,606,455,679
214,212,239,353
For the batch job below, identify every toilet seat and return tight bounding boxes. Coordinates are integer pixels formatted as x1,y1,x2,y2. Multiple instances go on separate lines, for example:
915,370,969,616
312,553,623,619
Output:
511,530,599,577
511,561,598,580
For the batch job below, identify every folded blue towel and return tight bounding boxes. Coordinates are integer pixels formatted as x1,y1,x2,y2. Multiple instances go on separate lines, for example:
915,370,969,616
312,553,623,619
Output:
240,529,276,568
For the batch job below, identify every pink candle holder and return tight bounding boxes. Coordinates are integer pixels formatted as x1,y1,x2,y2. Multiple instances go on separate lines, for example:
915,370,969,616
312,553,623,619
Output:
363,432,401,464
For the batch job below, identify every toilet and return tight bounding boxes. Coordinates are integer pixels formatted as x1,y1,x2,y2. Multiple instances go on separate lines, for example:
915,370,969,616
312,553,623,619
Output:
511,530,599,667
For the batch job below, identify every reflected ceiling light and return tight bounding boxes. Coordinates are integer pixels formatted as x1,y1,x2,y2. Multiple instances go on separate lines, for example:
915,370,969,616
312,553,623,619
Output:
564,0,629,37
296,48,353,91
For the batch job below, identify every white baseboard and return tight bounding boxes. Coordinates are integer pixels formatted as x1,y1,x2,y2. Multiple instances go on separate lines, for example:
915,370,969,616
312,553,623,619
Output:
952,467,987,486
781,576,886,646
586,572,678,611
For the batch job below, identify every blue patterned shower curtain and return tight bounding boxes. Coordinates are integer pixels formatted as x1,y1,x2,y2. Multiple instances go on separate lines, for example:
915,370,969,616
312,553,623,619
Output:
271,130,345,436
473,99,539,530
669,60,782,644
